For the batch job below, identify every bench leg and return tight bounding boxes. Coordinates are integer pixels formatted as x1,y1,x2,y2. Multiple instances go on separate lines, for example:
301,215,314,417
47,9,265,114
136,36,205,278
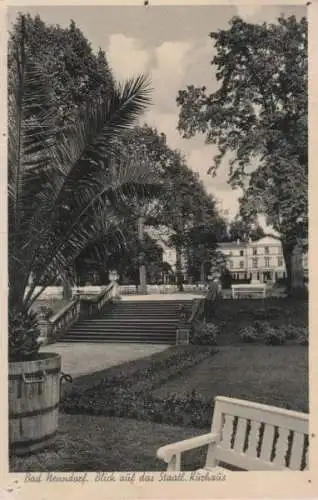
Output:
167,453,181,471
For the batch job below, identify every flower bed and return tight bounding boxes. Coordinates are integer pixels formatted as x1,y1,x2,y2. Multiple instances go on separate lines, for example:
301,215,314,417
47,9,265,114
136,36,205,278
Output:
60,346,217,428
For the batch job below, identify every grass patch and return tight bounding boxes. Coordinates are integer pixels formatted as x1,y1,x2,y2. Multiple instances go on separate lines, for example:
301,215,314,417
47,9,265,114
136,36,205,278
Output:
10,414,207,472
153,345,308,412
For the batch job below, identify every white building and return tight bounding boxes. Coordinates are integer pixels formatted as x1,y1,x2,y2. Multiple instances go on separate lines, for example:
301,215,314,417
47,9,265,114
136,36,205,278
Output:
219,236,308,284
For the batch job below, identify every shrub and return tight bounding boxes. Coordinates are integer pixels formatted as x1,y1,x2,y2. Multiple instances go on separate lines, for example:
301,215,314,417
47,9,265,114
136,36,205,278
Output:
253,320,274,335
191,322,220,345
283,324,302,340
239,325,259,343
263,326,286,345
296,327,309,345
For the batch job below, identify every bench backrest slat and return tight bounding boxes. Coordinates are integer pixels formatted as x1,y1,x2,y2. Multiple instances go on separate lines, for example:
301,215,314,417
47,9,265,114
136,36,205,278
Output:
207,396,308,471
273,427,290,468
221,415,235,449
246,420,261,459
260,424,275,462
233,417,248,454
289,431,304,470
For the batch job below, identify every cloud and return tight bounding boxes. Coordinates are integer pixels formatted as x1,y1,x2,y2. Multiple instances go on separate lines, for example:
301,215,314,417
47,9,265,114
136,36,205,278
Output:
151,40,193,114
107,34,151,80
235,5,265,22
182,39,219,93
144,111,182,150
188,146,232,189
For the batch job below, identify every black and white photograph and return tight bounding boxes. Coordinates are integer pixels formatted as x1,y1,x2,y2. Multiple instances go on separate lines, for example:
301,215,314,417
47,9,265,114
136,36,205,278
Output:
5,0,310,484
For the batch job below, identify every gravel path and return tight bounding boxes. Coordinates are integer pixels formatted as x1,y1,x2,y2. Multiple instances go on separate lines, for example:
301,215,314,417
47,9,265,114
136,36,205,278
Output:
40,342,169,379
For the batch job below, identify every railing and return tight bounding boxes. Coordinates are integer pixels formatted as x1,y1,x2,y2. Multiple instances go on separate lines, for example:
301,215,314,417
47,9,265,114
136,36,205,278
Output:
119,284,207,295
78,281,119,317
49,299,81,340
47,282,119,341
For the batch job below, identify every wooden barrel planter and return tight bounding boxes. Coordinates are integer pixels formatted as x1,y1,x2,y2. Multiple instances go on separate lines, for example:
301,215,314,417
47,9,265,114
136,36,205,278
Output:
9,352,61,456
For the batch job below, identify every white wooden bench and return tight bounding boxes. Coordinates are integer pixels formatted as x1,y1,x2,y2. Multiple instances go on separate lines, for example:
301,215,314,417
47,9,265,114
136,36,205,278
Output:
231,284,267,299
156,396,309,471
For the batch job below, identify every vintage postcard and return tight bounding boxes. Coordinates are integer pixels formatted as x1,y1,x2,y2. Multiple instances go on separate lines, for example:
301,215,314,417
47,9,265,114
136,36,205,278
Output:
0,0,317,499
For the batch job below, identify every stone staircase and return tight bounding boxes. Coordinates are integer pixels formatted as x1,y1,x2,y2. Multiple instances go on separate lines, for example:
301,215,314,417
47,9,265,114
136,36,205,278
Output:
58,299,192,344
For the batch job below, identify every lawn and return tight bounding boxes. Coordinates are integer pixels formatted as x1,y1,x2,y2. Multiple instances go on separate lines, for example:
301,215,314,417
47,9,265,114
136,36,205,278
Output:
11,342,308,472
10,415,206,472
153,345,308,412
12,297,308,472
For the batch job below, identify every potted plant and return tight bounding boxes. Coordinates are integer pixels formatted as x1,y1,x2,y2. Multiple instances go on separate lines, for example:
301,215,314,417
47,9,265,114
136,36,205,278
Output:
8,15,156,456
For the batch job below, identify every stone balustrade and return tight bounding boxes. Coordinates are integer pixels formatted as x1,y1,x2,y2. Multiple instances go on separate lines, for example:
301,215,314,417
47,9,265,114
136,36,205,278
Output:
37,281,119,344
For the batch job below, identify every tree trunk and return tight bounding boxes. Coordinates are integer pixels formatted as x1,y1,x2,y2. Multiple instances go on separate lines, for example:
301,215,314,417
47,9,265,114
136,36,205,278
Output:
282,239,305,296
138,216,147,294
175,245,184,292
291,240,305,290
200,261,205,283
98,266,109,285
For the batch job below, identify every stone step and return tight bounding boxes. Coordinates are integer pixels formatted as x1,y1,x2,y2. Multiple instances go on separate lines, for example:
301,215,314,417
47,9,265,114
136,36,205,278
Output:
59,338,173,344
59,298,191,344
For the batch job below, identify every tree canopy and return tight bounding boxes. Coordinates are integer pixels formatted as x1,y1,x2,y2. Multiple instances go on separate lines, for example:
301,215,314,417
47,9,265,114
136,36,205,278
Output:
177,15,307,292
9,13,115,126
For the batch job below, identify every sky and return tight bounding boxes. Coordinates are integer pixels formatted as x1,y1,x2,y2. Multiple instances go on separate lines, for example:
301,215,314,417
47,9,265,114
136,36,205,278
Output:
7,4,306,225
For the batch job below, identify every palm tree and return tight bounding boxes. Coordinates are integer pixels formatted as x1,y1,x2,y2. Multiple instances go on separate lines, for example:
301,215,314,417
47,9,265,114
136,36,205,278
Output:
8,15,157,361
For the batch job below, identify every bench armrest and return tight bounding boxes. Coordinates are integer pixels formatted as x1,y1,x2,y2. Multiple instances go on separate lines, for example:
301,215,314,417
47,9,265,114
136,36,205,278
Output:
157,432,219,471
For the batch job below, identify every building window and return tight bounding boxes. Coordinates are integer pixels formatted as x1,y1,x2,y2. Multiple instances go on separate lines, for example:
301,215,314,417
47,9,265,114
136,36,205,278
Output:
252,258,258,268
229,260,233,269
265,246,269,255
278,257,283,267
240,250,244,256
265,257,270,267
239,261,244,269
253,248,257,255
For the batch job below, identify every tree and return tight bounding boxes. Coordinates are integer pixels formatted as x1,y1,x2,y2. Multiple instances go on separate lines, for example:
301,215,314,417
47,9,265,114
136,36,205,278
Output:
177,15,307,294
9,13,115,123
9,13,117,298
113,126,227,290
150,151,225,290
185,217,227,282
225,216,265,242
74,220,164,285
108,124,170,290
8,15,155,360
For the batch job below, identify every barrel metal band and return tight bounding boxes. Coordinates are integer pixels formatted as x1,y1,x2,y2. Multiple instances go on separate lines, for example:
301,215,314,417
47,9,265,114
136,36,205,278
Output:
9,402,59,419
9,367,60,380
9,430,58,452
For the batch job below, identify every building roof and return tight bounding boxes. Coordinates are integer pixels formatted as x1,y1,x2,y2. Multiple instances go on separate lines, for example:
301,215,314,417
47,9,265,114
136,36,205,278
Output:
218,241,247,248
250,236,281,246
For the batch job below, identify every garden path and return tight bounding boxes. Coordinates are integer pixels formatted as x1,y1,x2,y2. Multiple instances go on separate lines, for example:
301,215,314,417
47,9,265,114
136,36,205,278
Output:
40,343,169,379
